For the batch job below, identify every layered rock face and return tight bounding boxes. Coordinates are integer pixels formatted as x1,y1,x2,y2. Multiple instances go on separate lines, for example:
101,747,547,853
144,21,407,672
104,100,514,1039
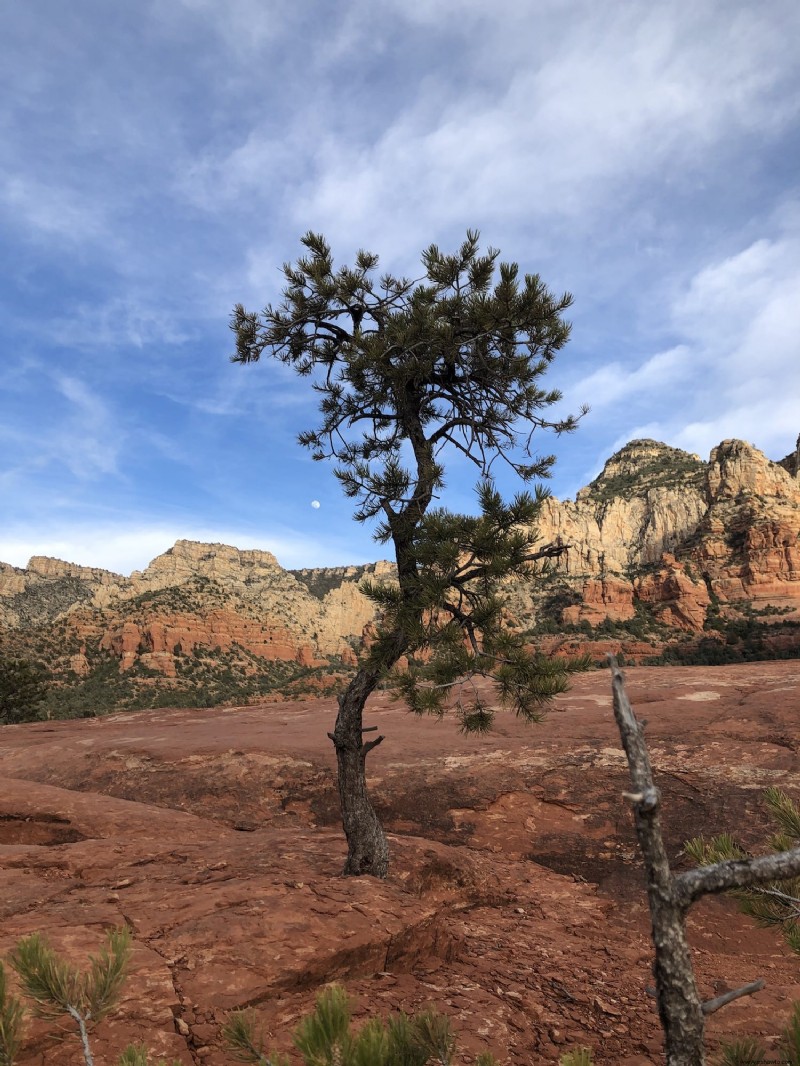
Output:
509,436,800,632
537,440,709,574
0,540,382,657
691,439,800,605
0,542,387,707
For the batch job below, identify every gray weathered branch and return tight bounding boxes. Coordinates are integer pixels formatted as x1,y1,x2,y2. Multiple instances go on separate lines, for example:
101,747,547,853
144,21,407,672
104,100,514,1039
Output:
607,656,800,1064
701,979,765,1015
675,848,800,909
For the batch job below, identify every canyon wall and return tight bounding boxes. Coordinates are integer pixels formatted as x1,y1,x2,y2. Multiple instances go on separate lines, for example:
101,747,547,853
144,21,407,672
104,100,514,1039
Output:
507,437,800,631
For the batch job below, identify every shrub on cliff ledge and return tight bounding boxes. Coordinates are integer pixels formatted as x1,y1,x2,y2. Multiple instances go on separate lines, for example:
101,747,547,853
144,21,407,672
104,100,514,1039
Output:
231,231,584,877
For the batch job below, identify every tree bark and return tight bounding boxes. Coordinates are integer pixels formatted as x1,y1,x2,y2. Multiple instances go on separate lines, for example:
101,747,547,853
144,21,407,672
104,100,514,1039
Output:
609,657,800,1064
330,668,388,877
329,629,409,877
609,659,706,1064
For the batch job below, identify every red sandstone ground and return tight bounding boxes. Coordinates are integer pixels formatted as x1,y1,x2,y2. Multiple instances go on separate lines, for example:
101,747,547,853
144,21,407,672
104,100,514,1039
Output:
2,662,800,1065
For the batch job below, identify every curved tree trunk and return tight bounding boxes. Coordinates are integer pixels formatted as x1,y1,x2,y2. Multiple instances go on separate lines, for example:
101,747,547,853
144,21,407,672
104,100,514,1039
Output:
329,466,428,877
330,668,389,877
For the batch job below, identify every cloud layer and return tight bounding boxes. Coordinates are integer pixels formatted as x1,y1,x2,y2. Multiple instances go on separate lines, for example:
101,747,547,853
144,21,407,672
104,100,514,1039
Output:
1,0,798,569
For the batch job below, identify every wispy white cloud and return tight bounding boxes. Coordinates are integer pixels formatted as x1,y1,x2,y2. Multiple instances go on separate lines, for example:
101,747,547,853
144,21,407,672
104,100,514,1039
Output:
0,174,108,244
568,346,692,411
43,294,198,351
1,0,798,575
155,0,300,57
54,374,124,478
581,224,800,463
274,3,799,257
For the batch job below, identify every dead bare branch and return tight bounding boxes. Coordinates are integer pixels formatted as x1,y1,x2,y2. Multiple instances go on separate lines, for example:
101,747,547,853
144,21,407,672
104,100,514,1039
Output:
606,656,796,1064
701,979,765,1015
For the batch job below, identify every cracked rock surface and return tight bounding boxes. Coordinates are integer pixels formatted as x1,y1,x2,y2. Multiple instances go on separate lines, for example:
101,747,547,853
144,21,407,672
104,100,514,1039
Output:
2,662,800,1064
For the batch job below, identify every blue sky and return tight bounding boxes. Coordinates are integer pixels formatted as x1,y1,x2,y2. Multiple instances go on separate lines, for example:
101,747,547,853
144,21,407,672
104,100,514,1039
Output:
2,1,799,574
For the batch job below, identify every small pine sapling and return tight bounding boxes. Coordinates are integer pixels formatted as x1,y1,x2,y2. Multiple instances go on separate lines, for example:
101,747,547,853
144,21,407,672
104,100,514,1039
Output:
714,1039,766,1066
716,1003,800,1066
222,1007,290,1066
224,983,500,1066
559,1050,593,1066
404,1009,455,1065
780,1001,800,1065
293,983,354,1065
349,1018,389,1066
9,927,131,1066
383,1013,428,1066
0,962,25,1066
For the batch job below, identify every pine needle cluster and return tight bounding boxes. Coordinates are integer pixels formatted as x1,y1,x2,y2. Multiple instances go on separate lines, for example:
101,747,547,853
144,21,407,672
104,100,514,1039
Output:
685,787,800,951
223,983,500,1066
10,928,130,1024
0,964,24,1066
364,481,591,732
1,927,177,1066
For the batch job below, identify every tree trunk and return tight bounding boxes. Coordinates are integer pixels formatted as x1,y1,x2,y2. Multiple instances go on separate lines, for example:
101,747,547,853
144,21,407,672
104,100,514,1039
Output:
633,810,706,1064
610,660,706,1064
329,662,391,877
330,510,420,876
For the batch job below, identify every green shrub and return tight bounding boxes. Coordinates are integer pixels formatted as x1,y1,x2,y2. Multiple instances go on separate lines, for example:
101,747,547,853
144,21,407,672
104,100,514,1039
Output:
0,654,49,724
559,1050,593,1065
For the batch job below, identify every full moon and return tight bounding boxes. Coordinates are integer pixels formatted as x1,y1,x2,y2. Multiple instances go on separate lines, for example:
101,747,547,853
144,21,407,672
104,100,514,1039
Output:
311,500,321,509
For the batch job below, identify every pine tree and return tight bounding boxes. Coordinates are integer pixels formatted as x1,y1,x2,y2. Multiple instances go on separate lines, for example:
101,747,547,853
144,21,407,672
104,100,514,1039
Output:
231,231,585,876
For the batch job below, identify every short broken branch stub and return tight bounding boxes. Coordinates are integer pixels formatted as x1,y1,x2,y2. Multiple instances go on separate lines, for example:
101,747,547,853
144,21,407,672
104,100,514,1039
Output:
622,787,659,811
361,735,385,757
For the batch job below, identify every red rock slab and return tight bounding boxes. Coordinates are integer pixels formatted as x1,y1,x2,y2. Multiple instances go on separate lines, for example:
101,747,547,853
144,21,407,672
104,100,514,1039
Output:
2,662,800,1063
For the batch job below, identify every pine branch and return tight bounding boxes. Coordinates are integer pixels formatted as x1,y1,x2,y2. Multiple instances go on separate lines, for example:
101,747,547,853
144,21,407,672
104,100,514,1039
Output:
9,928,131,1066
222,1009,289,1066
0,963,25,1066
